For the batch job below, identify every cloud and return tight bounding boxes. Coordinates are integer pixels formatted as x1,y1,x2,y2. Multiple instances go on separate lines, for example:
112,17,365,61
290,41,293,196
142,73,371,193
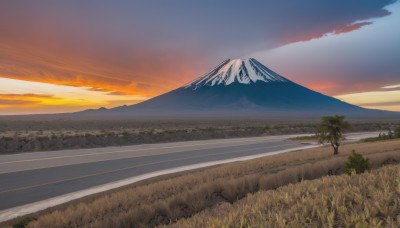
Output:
0,42,195,97
292,9,389,42
0,44,142,95
0,93,59,108
0,94,55,99
0,0,395,101
251,1,400,97
333,22,373,35
0,99,39,106
382,84,400,89
0,78,150,114
335,89,400,111
280,22,375,44
356,101,400,106
107,91,130,96
307,82,337,91
0,0,398,114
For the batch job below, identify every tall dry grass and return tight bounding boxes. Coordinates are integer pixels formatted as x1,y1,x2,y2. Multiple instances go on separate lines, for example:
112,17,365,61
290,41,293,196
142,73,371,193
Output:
9,140,400,228
173,163,400,228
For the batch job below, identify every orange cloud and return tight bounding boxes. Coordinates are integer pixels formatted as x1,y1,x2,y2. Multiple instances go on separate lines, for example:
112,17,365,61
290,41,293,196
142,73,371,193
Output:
0,93,60,108
0,91,139,114
281,32,328,44
0,94,55,99
333,22,372,35
0,0,395,115
0,43,193,100
0,100,39,106
308,82,336,91
0,77,151,114
281,22,373,44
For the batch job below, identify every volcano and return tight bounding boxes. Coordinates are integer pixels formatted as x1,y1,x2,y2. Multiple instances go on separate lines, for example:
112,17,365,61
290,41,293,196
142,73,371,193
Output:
83,58,384,117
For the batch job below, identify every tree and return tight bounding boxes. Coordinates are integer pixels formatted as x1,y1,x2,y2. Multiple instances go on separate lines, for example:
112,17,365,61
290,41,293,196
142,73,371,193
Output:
316,115,351,155
395,126,400,138
388,128,394,139
343,150,370,175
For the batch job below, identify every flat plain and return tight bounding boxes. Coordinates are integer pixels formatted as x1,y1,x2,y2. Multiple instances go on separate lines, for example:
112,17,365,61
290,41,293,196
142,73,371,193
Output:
0,118,396,154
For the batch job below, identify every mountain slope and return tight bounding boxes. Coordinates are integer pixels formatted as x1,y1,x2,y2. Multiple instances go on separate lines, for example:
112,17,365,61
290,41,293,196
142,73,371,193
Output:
108,58,363,115
185,58,288,89
80,58,393,117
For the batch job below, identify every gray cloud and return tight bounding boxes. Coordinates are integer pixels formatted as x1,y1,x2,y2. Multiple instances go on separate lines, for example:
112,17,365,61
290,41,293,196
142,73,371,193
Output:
0,0,396,96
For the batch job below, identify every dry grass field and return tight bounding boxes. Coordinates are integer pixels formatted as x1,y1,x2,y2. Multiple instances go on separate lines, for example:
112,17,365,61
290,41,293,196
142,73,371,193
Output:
7,139,400,228
0,119,312,154
173,163,400,228
0,118,395,154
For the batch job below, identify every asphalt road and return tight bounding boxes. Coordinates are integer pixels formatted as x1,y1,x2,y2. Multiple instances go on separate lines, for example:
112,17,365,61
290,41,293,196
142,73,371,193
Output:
0,132,379,218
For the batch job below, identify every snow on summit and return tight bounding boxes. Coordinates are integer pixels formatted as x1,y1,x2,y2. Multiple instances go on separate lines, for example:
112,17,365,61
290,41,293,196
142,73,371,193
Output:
185,58,288,89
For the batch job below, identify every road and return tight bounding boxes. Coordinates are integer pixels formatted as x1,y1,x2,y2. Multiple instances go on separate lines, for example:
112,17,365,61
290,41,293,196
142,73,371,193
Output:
0,132,380,221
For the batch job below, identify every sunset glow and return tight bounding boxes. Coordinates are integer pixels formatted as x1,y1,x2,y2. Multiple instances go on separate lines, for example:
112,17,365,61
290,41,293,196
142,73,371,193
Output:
336,88,400,111
0,78,147,115
0,0,399,114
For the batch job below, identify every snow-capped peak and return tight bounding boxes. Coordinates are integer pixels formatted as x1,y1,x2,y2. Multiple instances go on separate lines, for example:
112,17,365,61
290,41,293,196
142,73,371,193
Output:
184,58,288,90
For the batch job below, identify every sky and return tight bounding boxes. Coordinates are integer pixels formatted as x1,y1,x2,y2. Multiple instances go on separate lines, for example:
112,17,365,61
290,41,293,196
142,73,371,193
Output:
0,0,399,114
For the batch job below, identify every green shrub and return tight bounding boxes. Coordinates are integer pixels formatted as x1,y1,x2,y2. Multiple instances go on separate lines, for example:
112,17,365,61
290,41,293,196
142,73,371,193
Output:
344,150,371,175
395,126,400,138
13,217,36,228
362,127,400,142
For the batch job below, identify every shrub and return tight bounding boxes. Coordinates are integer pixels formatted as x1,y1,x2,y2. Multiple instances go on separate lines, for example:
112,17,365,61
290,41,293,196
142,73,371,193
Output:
395,126,400,138
363,128,400,142
343,150,370,175
12,217,36,228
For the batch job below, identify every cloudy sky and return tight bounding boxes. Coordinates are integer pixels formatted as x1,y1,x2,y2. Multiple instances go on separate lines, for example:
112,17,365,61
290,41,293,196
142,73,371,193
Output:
0,0,399,114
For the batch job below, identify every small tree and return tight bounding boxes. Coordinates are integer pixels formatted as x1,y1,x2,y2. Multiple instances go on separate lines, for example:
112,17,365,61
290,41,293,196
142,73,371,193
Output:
388,128,394,139
316,115,350,155
343,150,371,175
395,126,400,138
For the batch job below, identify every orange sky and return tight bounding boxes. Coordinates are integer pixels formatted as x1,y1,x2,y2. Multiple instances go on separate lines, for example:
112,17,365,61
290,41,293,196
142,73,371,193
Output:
0,1,399,115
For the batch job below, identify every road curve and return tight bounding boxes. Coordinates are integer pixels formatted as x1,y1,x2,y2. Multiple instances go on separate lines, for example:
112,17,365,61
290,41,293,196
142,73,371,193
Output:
0,132,380,222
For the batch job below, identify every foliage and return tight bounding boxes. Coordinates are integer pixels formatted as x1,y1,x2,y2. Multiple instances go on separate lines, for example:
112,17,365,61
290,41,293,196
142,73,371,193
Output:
395,126,400,138
12,217,35,228
316,115,351,155
343,150,371,175
363,126,400,142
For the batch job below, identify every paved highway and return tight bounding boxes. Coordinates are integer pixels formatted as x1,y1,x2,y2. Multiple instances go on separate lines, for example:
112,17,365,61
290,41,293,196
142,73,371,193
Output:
0,132,379,221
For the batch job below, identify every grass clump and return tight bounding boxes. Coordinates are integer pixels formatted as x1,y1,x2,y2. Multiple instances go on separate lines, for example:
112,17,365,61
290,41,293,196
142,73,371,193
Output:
12,217,36,228
343,150,371,175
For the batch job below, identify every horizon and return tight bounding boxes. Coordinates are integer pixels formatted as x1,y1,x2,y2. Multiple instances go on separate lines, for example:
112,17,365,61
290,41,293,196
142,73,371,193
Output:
0,0,399,115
